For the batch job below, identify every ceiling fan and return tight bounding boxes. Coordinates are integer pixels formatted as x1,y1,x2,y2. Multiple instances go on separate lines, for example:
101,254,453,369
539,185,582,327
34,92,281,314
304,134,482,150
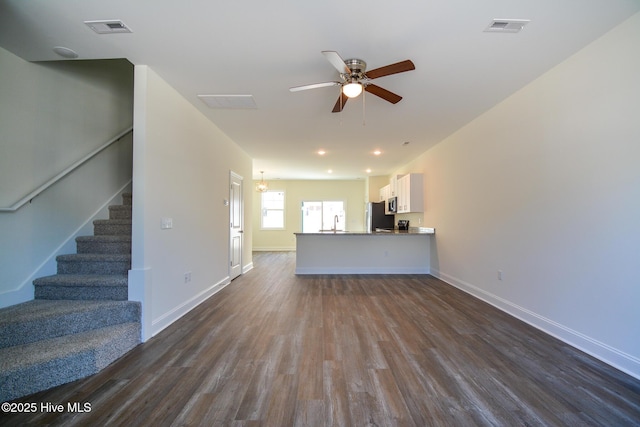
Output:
290,51,415,113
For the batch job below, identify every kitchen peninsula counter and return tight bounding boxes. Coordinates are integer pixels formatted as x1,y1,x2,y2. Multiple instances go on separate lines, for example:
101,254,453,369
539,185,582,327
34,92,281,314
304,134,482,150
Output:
294,228,434,274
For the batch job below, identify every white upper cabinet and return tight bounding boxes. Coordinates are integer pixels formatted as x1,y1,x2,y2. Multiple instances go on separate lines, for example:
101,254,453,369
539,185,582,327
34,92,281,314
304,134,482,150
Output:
379,184,390,203
389,175,398,197
397,173,423,213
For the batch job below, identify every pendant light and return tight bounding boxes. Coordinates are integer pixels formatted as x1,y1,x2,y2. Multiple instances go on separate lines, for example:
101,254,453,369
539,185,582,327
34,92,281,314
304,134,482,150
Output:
256,171,269,192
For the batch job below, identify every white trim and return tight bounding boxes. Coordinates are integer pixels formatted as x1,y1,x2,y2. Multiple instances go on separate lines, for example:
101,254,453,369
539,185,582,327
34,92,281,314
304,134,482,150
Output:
150,276,231,338
260,190,286,230
296,267,430,275
252,247,296,252
242,262,254,274
430,268,640,381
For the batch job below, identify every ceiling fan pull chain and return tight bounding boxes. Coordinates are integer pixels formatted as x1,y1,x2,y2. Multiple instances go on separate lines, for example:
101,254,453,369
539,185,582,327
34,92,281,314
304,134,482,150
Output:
339,85,344,126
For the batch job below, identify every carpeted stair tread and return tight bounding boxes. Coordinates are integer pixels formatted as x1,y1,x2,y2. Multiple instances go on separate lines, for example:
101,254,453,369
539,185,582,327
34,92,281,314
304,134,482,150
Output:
34,275,128,301
1,193,139,401
0,300,140,349
93,218,132,236
56,253,131,275
76,235,132,243
56,253,131,262
93,218,132,225
76,235,131,255
108,205,132,219
0,322,140,402
34,274,128,286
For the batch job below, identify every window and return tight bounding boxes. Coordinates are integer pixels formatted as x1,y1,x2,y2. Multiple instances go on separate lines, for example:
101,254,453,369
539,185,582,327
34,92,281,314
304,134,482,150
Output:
301,201,345,232
261,191,285,229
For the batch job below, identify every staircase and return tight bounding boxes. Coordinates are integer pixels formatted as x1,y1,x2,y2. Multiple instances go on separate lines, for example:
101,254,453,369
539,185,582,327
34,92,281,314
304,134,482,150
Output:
0,193,140,402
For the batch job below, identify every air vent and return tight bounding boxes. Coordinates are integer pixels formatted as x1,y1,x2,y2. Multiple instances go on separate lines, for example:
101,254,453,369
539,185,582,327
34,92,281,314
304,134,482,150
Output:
84,20,132,34
198,95,258,109
484,19,530,33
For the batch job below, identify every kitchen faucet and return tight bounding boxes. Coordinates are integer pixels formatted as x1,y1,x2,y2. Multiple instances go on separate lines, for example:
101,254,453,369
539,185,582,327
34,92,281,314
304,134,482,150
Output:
332,215,339,232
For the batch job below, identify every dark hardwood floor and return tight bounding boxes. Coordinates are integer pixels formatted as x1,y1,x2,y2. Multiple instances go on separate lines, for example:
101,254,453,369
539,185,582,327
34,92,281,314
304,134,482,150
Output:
2,251,639,426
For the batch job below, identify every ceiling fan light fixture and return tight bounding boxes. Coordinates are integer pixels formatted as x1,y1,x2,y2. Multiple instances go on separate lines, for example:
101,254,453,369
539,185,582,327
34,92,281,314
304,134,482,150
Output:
343,81,363,98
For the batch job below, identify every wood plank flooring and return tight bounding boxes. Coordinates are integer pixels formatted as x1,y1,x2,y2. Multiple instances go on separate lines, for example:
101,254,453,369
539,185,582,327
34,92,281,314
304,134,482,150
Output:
2,251,639,426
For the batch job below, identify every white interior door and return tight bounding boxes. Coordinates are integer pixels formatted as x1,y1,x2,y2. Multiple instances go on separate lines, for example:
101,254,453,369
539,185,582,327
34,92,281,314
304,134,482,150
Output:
229,172,243,280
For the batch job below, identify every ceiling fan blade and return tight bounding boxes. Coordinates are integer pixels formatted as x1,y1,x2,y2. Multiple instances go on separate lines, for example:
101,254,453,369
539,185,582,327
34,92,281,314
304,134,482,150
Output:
365,84,403,104
322,51,351,74
365,60,415,80
332,92,349,113
290,81,341,92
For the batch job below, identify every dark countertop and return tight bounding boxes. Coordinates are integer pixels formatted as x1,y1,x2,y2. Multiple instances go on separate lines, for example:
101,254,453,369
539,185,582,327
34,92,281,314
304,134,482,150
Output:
295,227,435,235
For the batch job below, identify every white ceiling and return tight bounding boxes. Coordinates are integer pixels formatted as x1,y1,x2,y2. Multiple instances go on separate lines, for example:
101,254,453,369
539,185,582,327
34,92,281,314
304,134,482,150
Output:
1,0,638,180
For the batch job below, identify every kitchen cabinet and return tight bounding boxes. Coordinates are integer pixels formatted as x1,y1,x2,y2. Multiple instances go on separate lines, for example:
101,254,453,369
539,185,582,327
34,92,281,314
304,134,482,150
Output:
295,230,433,274
379,184,390,202
397,173,423,213
389,175,398,197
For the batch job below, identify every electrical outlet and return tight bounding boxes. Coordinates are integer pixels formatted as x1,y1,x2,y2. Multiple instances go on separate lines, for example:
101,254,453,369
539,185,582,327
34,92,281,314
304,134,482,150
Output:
498,270,503,281
184,272,192,283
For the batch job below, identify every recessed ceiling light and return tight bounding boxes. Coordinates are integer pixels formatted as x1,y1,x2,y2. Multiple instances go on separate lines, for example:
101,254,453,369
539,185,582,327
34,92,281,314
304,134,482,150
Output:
373,150,382,156
318,150,326,155
327,169,333,174
366,169,372,173
484,19,530,33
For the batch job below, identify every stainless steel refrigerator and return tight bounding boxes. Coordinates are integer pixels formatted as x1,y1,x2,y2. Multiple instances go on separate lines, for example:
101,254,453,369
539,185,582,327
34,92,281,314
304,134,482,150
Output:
365,201,395,231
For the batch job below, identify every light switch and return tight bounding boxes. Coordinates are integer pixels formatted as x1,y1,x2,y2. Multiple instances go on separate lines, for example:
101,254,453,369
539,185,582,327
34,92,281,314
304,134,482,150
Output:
161,217,173,229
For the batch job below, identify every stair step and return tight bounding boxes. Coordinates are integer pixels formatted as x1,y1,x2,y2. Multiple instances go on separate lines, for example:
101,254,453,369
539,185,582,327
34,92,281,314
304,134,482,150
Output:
122,192,132,206
76,235,131,254
0,300,140,349
34,274,128,301
108,204,132,219
0,322,140,402
57,253,131,275
93,219,131,236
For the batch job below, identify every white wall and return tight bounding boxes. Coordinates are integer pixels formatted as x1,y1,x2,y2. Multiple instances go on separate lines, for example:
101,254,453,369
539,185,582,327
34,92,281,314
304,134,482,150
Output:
0,48,133,206
394,13,640,378
0,48,134,306
252,179,366,251
130,66,253,340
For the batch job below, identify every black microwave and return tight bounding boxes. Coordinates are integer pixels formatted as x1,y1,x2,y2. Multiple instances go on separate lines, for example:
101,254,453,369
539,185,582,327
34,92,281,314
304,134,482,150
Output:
388,197,397,213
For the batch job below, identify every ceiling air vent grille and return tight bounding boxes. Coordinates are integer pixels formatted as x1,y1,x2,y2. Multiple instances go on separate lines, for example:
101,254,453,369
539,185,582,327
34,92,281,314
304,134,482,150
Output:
485,19,530,33
85,20,132,34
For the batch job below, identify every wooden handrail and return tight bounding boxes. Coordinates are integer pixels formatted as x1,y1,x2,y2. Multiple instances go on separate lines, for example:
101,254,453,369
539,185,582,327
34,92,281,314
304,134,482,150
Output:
0,127,133,212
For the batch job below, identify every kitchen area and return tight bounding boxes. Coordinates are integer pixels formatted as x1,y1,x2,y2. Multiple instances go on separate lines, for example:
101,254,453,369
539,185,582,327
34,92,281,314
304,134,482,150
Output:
294,173,435,274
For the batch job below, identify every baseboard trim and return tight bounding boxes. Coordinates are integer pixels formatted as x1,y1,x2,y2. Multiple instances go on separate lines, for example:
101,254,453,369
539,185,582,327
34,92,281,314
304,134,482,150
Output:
252,247,296,252
296,267,430,275
242,262,254,274
150,277,231,338
431,268,640,381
